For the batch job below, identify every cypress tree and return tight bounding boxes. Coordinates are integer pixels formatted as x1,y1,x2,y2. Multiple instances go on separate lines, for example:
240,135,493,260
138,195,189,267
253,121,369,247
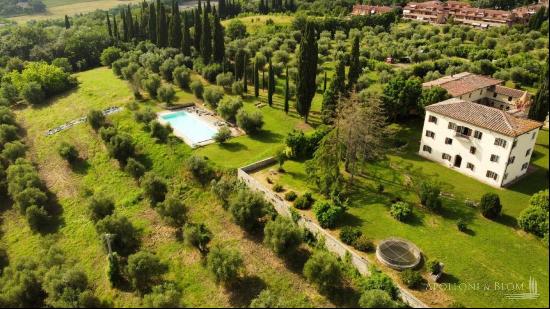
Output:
106,12,113,38
262,70,265,90
200,9,212,63
235,49,245,80
206,0,212,13
194,8,202,53
113,15,120,40
64,15,70,29
268,58,274,106
296,21,318,122
219,0,226,18
213,13,225,63
333,60,346,95
323,71,327,92
348,35,360,89
126,5,134,40
148,2,157,43
182,14,192,56
243,54,248,94
254,59,259,97
169,0,182,48
528,61,549,122
158,4,168,47
140,1,148,39
284,66,289,114
121,11,128,41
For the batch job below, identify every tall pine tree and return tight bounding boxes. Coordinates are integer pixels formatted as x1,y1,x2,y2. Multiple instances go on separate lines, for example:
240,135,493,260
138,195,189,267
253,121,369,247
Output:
528,61,549,121
284,66,289,114
106,12,113,38
169,0,182,48
158,4,169,47
193,7,202,53
200,8,212,63
121,10,128,41
296,21,318,122
113,15,120,40
254,60,260,97
212,13,225,63
182,13,192,56
148,2,157,43
243,54,248,94
219,0,226,18
333,60,346,95
126,5,134,40
348,35,360,89
268,58,274,106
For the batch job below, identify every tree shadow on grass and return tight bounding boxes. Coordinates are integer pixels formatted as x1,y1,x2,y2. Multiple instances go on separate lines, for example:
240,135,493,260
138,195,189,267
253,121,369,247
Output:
495,213,518,229
228,275,267,307
220,141,248,152
69,158,91,175
249,130,283,144
324,284,361,308
439,272,460,285
282,247,311,274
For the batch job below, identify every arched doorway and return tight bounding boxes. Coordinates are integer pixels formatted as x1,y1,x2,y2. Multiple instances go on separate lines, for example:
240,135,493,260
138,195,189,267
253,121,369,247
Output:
454,155,462,168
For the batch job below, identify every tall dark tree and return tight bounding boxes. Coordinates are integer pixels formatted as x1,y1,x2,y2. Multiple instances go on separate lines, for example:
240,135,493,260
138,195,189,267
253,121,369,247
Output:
254,59,259,97
323,71,327,92
213,13,225,63
182,13,192,56
158,4,169,47
333,60,346,95
284,66,290,114
168,0,182,48
219,0,226,18
296,21,318,122
200,9,212,63
235,49,245,80
243,54,248,94
206,0,212,13
64,15,70,29
148,2,157,43
106,12,113,38
348,35,361,89
528,61,549,122
121,10,128,41
268,58,274,106
113,15,120,40
126,5,134,40
193,8,202,53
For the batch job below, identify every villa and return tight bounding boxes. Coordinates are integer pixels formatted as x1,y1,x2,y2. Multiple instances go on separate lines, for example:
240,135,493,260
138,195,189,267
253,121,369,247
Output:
419,98,542,187
351,4,394,16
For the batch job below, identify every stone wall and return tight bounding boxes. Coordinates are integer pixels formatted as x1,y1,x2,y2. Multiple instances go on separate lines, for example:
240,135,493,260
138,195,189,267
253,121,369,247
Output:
238,158,429,308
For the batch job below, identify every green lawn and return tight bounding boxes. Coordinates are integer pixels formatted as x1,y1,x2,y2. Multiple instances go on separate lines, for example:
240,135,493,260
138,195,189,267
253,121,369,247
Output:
5,67,331,307
269,121,549,308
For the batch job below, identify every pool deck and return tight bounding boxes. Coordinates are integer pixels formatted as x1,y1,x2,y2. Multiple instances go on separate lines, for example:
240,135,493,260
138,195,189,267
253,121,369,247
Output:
157,104,243,148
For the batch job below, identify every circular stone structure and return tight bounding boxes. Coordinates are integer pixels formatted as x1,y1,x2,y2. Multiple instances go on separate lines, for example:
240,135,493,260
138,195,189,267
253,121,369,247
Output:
376,238,422,270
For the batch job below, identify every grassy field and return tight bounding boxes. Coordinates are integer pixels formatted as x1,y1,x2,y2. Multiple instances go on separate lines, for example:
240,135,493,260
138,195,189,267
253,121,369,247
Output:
262,121,549,308
221,14,294,35
9,0,141,23
4,67,332,307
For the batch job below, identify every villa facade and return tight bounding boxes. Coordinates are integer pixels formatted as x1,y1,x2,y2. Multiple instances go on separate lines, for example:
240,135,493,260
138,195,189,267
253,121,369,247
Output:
419,98,542,187
351,4,394,16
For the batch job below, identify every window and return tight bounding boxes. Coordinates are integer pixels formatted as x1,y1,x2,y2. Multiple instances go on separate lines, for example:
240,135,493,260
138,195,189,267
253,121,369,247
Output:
470,146,477,154
448,122,457,130
512,140,517,149
468,93,472,98
525,149,531,157
428,115,438,124
508,96,512,101
490,154,499,163
467,163,475,171
521,163,529,170
508,156,515,165
493,92,497,98
486,170,498,180
423,145,432,153
479,89,483,95
494,138,507,148
474,130,483,140
442,153,452,161
445,137,453,145
457,126,472,137
503,173,508,181
425,130,435,139
532,132,537,140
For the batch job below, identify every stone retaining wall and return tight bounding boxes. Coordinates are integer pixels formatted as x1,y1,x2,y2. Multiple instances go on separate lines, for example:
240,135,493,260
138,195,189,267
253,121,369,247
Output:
238,158,429,309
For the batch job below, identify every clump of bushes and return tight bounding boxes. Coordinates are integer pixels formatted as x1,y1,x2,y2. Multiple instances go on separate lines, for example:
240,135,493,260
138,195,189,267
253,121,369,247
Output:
134,108,156,125
427,259,442,275
214,126,232,144
216,97,243,123
87,110,105,131
353,235,374,252
400,269,425,289
339,226,362,245
190,80,204,99
203,86,224,107
479,193,502,219
57,142,79,163
518,189,548,238
125,158,146,179
284,191,297,201
419,181,442,212
272,183,284,192
187,156,215,185
236,109,264,134
294,192,314,210
313,200,344,229
456,218,467,232
390,201,412,222
358,289,397,308
263,216,303,255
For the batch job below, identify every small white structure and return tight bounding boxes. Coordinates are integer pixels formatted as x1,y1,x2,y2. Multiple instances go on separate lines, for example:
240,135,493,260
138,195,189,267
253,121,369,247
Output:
419,98,542,187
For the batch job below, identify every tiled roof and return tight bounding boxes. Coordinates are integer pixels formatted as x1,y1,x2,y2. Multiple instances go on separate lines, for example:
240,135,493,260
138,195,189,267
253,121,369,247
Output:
422,72,503,97
494,85,529,98
352,5,394,15
425,98,542,137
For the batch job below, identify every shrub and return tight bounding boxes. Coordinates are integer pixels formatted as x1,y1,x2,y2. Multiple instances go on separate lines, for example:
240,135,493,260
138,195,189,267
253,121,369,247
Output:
390,202,412,222
214,126,232,144
284,191,297,201
25,205,51,232
107,134,135,165
99,126,117,142
210,175,238,208
519,190,549,237
88,194,115,222
272,183,283,192
427,260,442,275
187,156,214,185
340,226,362,245
236,109,264,134
203,86,224,107
361,269,399,299
190,80,204,99
294,192,314,209
125,158,146,179
159,59,177,81
57,142,78,163
150,121,171,143
52,57,73,73
303,251,342,292
201,63,223,82
358,289,396,308
173,67,191,89
100,47,122,67
419,181,442,212
456,218,467,232
400,269,424,289
263,216,302,255
107,252,122,287
95,215,140,256
157,196,187,227
134,108,157,124
207,245,244,285
228,189,268,231
127,251,167,293
87,110,105,131
1,141,27,163
14,187,47,214
21,82,45,105
158,85,176,105
141,172,168,206
479,193,502,219
353,235,374,252
376,183,385,193
216,72,234,89
183,223,212,254
143,74,161,98
313,201,344,229
0,106,16,125
231,81,243,95
216,97,243,122
143,282,181,308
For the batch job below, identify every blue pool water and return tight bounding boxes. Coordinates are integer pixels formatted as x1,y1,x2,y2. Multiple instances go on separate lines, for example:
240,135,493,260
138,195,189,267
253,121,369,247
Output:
160,111,218,145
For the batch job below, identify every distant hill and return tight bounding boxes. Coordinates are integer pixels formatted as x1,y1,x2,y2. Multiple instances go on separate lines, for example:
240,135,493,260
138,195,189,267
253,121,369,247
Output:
0,0,46,17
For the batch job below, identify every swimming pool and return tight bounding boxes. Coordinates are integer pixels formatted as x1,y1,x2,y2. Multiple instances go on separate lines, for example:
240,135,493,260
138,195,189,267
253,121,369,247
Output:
159,110,218,146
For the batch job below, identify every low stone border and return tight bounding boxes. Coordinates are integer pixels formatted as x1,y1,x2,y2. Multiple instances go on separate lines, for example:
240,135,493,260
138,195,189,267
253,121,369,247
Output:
238,157,429,308
45,106,123,136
